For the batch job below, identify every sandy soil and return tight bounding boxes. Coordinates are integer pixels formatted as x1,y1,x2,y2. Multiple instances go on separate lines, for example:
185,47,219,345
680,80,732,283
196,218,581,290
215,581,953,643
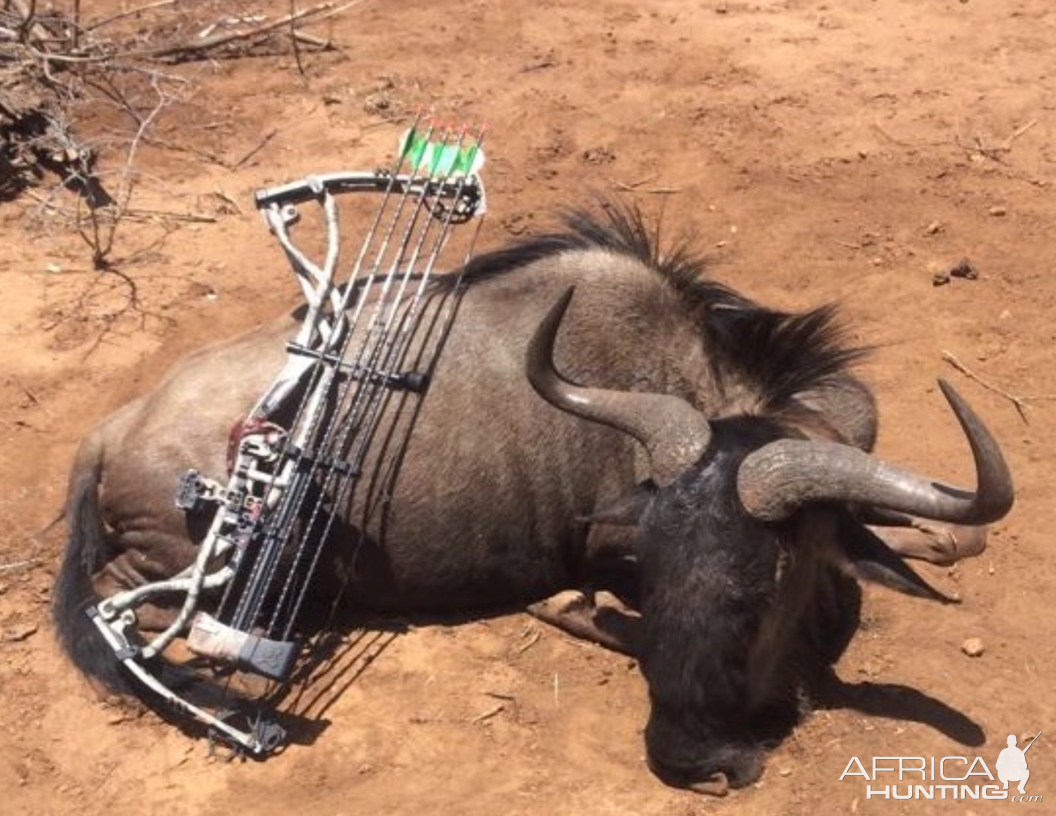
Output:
2,1,1055,814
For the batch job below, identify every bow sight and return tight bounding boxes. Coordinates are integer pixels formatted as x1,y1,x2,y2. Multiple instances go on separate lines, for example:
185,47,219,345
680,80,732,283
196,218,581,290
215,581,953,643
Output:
89,117,487,754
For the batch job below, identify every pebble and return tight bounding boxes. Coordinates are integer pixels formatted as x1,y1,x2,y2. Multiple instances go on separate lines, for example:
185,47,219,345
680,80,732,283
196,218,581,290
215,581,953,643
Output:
961,637,985,657
988,205,1007,217
2,623,37,642
949,258,979,279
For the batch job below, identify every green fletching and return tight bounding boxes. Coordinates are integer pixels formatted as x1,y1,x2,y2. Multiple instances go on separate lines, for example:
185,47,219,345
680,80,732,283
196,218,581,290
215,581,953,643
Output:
398,127,429,167
398,128,485,177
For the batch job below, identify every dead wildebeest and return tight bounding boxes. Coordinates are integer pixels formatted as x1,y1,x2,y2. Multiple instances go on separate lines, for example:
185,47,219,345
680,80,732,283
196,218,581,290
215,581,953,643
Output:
52,204,1013,793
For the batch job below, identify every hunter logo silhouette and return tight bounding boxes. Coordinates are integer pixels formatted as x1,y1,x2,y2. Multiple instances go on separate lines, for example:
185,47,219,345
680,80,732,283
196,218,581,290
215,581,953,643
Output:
997,732,1040,794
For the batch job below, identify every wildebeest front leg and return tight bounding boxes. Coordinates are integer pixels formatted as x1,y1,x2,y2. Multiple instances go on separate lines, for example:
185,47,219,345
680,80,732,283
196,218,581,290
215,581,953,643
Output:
859,507,987,566
527,589,642,656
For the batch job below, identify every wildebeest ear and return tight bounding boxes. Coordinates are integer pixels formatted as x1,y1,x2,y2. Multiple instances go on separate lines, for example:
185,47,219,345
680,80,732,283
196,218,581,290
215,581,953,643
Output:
579,481,657,526
839,517,958,604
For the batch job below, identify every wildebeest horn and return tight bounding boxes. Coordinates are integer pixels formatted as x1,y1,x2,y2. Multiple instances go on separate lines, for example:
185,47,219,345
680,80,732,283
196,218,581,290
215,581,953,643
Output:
737,380,1014,524
527,287,712,485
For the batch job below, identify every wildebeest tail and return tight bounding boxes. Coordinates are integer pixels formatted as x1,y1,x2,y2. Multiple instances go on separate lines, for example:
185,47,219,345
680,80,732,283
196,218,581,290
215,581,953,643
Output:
51,449,134,696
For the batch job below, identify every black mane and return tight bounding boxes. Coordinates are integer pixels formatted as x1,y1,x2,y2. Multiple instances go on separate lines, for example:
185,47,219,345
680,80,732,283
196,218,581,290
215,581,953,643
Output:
445,201,867,411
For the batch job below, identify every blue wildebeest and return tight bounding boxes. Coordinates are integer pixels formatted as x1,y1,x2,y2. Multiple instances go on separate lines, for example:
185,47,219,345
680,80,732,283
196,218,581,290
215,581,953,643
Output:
52,204,1013,793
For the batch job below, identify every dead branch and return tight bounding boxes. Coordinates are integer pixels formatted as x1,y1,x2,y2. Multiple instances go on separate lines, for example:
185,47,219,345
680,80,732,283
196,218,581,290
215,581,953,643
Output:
941,350,1056,425
7,0,60,48
0,0,361,328
71,72,178,268
141,1,361,62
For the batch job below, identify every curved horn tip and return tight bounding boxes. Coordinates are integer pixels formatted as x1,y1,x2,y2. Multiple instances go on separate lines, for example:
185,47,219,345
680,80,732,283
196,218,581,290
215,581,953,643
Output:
527,286,577,398
936,378,965,410
935,377,1015,520
543,286,577,332
544,287,577,345
555,284,577,311
935,378,993,429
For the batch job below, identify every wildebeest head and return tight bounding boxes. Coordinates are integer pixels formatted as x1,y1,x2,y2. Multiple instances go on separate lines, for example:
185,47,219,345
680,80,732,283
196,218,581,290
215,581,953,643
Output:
527,287,1013,794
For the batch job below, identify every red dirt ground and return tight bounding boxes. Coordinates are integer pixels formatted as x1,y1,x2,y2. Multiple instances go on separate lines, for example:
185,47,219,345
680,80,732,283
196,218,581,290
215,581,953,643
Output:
2,1,1054,814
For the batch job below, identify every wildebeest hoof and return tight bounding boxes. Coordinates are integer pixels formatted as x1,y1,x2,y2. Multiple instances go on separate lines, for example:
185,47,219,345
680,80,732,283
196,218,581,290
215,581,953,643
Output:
527,589,641,655
527,589,591,619
688,771,730,797
914,521,987,563
868,522,987,566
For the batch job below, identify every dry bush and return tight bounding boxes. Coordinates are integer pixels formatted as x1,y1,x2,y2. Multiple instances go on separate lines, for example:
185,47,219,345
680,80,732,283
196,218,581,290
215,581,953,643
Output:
1,0,353,268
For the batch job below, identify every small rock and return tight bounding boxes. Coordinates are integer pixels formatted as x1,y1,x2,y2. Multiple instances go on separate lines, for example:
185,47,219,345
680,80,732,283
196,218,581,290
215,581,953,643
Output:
949,258,979,279
779,767,792,777
45,262,62,274
582,146,615,165
363,92,391,115
2,623,38,642
932,270,951,286
988,205,1007,217
961,637,985,657
924,220,943,235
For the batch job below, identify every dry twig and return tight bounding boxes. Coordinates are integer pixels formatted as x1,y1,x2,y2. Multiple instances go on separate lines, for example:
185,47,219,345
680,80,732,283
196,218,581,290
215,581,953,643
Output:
232,128,278,169
611,174,682,195
941,350,1056,424
955,119,1039,162
471,703,505,723
515,628,541,654
142,1,358,62
14,378,51,417
0,558,38,573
